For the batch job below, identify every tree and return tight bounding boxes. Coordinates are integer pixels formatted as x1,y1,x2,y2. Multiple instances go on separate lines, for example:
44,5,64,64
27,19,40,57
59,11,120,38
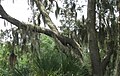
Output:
87,0,102,75
0,0,120,76
0,0,82,60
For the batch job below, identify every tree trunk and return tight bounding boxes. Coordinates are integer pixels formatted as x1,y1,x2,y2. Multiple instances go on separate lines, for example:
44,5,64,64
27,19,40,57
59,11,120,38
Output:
115,1,120,76
87,0,103,76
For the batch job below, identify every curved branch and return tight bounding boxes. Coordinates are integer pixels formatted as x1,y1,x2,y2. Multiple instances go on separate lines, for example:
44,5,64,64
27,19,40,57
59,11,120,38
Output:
0,4,82,59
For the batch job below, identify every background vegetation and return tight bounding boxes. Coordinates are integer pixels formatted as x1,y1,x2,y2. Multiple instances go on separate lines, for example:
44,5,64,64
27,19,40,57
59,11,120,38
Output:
0,0,120,76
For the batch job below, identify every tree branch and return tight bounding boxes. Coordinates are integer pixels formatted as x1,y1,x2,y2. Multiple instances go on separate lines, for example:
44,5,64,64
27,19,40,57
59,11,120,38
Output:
0,4,82,59
34,0,59,35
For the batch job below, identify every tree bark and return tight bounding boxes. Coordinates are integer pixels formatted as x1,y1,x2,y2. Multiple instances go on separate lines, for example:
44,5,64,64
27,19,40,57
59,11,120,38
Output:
87,0,103,76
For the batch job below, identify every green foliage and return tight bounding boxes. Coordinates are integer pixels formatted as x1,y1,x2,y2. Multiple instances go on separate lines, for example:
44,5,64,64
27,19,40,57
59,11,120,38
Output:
0,34,89,76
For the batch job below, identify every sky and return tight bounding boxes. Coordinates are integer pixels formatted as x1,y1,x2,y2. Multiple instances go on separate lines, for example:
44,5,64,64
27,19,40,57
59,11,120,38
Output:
0,0,87,30
0,0,32,30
